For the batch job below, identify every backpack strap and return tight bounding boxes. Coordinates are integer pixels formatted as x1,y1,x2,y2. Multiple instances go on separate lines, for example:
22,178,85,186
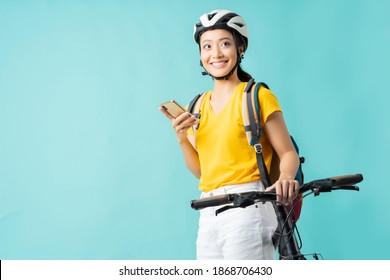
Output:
242,78,257,145
242,80,270,145
188,92,206,147
242,79,272,187
188,93,203,118
245,81,303,222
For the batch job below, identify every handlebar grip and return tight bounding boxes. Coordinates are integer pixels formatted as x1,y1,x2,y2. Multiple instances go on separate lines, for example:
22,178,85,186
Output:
190,194,232,210
330,174,363,186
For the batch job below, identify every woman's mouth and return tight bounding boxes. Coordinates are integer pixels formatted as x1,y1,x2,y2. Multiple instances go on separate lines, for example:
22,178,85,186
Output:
210,61,228,68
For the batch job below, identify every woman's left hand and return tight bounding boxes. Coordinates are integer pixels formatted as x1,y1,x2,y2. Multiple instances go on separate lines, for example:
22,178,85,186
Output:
266,179,299,205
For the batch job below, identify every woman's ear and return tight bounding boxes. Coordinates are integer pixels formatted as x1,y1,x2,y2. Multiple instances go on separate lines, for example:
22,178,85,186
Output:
238,46,245,58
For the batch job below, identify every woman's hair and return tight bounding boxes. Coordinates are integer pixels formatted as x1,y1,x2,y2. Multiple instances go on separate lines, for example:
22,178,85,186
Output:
237,65,252,82
233,32,252,82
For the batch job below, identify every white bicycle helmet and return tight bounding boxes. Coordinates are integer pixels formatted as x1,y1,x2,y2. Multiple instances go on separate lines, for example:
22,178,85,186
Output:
194,9,249,51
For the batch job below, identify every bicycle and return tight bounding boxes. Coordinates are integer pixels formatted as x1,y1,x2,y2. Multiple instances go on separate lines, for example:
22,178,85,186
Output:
190,174,363,260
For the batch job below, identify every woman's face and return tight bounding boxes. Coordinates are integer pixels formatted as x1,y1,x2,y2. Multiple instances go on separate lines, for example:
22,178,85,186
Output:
199,29,240,79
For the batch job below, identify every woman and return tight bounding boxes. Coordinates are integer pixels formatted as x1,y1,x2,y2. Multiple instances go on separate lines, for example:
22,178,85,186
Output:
160,9,300,260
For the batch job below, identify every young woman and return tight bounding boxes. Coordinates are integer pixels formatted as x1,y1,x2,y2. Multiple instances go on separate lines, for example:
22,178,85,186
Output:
160,9,300,260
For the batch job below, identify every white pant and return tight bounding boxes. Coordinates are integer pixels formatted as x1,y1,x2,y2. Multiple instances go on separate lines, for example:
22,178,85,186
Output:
196,181,278,260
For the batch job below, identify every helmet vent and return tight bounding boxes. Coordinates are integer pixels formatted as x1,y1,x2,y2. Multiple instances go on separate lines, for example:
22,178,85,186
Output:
208,13,216,20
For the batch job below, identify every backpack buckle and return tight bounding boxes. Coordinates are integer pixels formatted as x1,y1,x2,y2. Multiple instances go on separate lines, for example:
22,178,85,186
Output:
254,143,262,154
194,113,201,129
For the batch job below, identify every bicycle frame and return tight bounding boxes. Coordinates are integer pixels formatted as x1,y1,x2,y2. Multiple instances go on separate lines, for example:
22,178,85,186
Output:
191,174,363,260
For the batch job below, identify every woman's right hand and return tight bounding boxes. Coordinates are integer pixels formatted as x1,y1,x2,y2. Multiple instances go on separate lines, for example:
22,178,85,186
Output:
159,107,198,143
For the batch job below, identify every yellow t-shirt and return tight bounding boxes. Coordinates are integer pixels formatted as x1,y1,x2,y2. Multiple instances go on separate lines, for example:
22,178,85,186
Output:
193,82,282,192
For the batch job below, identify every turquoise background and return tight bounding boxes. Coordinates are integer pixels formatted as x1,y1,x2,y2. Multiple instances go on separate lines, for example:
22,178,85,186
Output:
0,0,389,260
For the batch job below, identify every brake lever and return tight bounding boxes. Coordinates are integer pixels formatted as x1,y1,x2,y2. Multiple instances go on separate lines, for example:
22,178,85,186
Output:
332,185,360,191
215,193,261,215
302,182,360,196
215,205,237,216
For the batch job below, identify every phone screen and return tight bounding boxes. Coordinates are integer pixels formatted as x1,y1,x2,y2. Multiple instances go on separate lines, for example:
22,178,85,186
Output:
160,100,186,118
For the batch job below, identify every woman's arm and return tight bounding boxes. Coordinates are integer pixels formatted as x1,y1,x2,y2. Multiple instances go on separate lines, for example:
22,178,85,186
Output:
263,111,300,203
178,134,201,178
160,108,201,178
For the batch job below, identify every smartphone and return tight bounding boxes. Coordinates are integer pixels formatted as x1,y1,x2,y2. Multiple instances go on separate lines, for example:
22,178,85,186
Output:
160,100,186,118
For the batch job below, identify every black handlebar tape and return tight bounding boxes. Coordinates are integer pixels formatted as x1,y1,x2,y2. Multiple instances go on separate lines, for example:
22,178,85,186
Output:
190,194,232,210
330,174,363,186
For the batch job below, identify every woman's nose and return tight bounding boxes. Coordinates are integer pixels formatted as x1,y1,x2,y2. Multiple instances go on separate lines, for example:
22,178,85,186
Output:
211,46,223,58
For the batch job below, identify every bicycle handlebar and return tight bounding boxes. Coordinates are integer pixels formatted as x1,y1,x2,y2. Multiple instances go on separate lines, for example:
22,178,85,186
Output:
191,174,363,210
191,191,277,210
191,194,234,210
300,173,363,192
330,174,363,186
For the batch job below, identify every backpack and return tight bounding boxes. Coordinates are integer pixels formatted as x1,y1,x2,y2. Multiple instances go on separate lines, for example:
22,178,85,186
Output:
188,78,304,222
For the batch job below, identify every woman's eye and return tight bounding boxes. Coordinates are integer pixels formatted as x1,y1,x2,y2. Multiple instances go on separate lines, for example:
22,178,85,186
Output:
221,41,231,47
203,44,211,49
